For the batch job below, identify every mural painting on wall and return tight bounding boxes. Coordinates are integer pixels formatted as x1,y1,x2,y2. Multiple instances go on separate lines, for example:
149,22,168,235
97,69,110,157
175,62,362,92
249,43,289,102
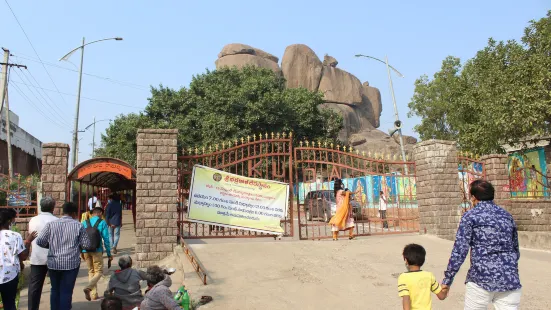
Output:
508,147,549,198
458,161,484,211
295,174,417,208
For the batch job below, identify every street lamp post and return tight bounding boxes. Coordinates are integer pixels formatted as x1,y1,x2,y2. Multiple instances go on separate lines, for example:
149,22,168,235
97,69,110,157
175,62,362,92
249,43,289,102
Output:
79,117,111,158
355,54,408,175
59,37,122,170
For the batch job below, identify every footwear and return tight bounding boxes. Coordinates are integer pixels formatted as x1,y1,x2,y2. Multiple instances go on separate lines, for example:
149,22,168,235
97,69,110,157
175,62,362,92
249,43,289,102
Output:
113,248,117,255
332,238,338,241
199,296,213,305
83,288,92,301
349,236,356,240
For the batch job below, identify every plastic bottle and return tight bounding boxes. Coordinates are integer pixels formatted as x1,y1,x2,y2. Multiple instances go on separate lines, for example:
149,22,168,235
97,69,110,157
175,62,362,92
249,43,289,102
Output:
182,289,190,310
174,285,185,301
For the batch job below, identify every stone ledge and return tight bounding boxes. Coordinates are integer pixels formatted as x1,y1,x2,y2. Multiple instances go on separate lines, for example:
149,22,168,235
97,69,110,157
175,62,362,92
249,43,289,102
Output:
480,154,507,160
43,143,70,149
518,231,551,251
138,129,179,134
413,139,456,149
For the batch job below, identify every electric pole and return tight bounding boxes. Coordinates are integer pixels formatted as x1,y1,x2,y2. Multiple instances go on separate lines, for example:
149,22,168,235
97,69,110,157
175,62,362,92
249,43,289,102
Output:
1,48,27,178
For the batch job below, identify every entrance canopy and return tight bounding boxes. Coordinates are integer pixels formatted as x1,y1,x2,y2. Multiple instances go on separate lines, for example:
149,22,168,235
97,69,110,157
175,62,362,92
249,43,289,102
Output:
67,157,136,191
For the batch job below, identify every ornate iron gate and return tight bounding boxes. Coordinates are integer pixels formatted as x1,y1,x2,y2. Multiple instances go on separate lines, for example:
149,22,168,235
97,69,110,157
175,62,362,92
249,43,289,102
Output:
178,133,294,238
177,135,419,240
458,152,485,213
294,141,418,240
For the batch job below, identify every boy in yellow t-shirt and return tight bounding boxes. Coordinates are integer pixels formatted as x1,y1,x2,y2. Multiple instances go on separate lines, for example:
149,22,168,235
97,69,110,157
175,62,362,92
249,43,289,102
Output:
398,244,448,310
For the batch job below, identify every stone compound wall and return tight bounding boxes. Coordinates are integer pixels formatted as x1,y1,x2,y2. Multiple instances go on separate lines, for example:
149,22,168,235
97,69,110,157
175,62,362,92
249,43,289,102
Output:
413,140,462,241
134,129,179,268
480,154,511,212
40,143,69,215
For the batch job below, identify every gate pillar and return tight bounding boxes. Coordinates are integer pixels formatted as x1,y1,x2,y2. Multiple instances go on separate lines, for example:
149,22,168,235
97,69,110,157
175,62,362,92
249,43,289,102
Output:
40,143,70,215
135,129,179,267
480,155,510,211
413,140,462,241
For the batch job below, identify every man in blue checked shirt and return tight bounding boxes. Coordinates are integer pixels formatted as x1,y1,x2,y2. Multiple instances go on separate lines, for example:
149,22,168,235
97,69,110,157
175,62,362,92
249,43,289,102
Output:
82,207,113,301
36,202,92,310
442,180,521,309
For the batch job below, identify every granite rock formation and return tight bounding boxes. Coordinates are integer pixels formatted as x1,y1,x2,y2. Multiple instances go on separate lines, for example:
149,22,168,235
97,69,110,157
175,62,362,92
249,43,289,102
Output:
215,43,417,155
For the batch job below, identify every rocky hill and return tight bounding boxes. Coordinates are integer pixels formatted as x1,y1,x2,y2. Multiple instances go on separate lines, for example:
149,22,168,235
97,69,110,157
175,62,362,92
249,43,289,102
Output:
215,43,416,156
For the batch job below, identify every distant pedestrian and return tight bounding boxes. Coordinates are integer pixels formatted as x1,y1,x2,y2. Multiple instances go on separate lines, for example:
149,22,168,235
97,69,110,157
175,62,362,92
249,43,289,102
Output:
106,194,123,254
379,190,388,228
82,207,112,301
27,197,58,310
101,296,123,310
442,180,521,309
36,202,92,310
88,192,102,211
0,208,36,310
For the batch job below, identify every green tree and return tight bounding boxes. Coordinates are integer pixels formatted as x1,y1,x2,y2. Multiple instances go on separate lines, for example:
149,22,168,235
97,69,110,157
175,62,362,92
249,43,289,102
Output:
409,12,551,154
95,66,342,166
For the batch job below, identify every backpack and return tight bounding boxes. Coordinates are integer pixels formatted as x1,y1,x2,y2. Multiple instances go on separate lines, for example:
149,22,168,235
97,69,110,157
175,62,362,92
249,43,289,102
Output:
85,218,103,251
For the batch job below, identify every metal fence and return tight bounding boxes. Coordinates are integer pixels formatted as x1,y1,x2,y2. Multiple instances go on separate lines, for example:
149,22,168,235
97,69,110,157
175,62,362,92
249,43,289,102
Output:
0,173,39,217
457,153,485,213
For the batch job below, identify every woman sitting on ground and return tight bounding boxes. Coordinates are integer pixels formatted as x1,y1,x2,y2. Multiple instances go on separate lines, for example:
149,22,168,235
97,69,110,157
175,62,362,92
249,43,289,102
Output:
140,265,181,310
104,255,148,310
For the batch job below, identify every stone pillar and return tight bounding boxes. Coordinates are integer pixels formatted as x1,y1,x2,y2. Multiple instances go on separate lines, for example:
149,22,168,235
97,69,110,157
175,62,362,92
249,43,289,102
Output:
480,154,511,211
413,140,462,241
135,129,179,268
40,143,70,215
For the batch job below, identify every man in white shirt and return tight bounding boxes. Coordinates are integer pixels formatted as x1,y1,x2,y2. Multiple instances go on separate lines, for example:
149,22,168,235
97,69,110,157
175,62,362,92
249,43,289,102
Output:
379,190,388,229
27,196,59,310
87,192,102,211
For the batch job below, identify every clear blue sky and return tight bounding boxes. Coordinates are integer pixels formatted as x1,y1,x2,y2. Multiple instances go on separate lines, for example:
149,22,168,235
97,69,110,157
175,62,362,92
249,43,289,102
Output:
1,0,548,165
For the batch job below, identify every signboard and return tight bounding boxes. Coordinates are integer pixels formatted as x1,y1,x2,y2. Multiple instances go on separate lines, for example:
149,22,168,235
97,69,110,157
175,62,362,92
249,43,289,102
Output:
77,162,132,180
8,190,29,207
187,165,289,235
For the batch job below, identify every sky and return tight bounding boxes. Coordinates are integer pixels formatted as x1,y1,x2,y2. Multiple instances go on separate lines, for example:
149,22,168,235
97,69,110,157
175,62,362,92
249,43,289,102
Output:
1,0,548,167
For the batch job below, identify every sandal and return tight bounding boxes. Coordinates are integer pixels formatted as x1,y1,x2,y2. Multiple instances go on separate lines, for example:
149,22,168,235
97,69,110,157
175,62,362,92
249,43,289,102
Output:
199,296,213,305
349,236,356,240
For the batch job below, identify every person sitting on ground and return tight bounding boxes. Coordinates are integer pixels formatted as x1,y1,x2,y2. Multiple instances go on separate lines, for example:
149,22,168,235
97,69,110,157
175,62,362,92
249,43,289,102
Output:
105,255,148,309
101,295,123,310
140,265,181,310
398,244,447,310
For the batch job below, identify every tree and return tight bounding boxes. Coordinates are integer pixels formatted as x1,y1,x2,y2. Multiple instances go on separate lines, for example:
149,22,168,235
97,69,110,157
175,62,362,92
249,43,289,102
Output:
408,12,551,154
95,66,343,166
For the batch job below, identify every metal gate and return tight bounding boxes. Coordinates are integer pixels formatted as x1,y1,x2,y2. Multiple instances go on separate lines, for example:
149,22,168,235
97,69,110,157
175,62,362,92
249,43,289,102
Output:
178,133,294,238
294,142,418,240
177,135,419,240
458,152,485,213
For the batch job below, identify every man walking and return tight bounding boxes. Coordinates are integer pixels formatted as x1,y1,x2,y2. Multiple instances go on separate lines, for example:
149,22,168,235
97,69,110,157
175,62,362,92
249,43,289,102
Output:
442,180,521,309
36,202,92,310
27,197,58,310
88,192,102,211
82,207,113,301
106,194,123,254
379,190,388,229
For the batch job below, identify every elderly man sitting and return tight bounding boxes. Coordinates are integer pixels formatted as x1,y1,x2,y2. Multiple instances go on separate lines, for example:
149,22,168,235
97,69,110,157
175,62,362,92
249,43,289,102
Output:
104,255,148,309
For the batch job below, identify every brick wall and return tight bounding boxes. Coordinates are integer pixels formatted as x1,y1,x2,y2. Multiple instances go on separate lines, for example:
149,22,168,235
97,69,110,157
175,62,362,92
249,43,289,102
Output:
14,217,30,239
510,199,551,232
40,143,69,215
481,154,511,212
413,140,462,240
135,129,179,268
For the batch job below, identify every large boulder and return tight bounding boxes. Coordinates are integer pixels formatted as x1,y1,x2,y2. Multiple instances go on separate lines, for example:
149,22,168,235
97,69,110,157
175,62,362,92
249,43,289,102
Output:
215,54,281,73
281,44,323,91
361,82,383,128
318,67,363,105
218,43,279,63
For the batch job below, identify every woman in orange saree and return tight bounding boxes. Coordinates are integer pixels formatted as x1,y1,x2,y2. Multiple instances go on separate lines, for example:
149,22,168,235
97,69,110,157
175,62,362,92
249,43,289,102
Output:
328,179,355,240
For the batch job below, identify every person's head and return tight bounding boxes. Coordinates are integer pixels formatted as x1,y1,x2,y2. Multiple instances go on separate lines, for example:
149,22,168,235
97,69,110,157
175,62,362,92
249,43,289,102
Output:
91,207,104,217
469,180,494,205
0,208,17,229
92,192,98,197
118,255,133,270
112,193,120,202
333,178,343,195
62,202,79,219
40,196,56,213
380,190,384,195
101,296,122,310
146,265,166,287
402,243,426,270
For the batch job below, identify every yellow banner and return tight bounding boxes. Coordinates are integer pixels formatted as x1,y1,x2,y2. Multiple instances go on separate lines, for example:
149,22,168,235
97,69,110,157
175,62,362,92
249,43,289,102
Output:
187,165,289,234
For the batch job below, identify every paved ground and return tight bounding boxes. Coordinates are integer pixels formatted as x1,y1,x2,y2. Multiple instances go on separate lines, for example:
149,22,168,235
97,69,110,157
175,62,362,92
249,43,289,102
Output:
19,211,551,309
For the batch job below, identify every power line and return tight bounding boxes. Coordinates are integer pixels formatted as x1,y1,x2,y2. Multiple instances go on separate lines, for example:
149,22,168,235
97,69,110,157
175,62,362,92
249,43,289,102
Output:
13,54,150,91
4,0,71,112
10,80,144,109
12,68,72,127
8,80,71,130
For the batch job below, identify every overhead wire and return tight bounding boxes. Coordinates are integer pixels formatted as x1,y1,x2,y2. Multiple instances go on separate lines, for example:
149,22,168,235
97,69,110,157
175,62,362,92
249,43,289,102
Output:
12,68,72,127
4,0,72,113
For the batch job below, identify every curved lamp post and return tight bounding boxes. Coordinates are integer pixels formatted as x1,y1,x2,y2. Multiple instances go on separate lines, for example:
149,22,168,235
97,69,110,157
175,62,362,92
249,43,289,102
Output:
78,118,111,158
60,37,122,170
355,54,408,174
